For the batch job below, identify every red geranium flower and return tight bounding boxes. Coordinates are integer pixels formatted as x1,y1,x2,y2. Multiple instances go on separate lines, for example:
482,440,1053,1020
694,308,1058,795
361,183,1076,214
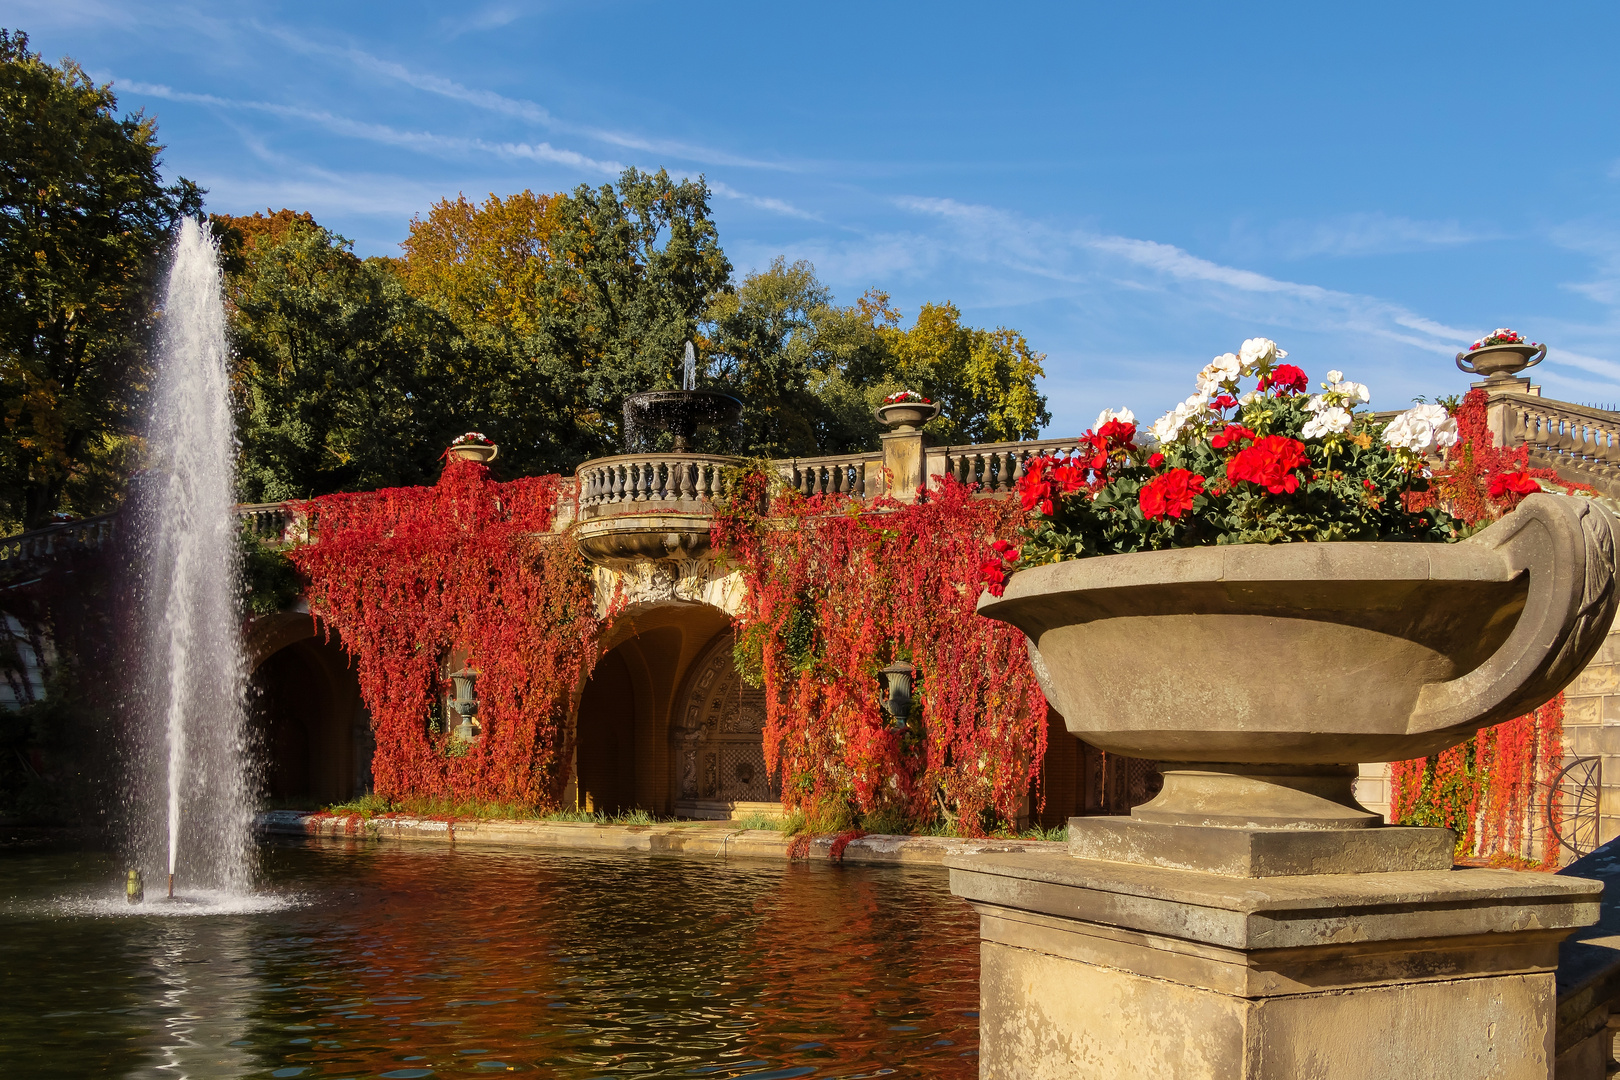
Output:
1226,434,1310,494
1096,418,1137,447
1210,423,1257,450
1488,471,1541,499
1258,364,1308,396
1147,452,1165,468
1211,394,1238,412
1139,468,1205,520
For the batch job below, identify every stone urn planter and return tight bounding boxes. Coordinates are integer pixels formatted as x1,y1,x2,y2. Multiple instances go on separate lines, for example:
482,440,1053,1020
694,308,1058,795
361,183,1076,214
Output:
446,442,498,464
1456,340,1546,380
977,493,1619,869
873,400,940,432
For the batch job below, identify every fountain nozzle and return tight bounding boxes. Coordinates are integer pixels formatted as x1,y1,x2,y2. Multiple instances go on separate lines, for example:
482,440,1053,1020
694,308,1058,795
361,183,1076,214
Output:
167,873,174,899
125,868,144,905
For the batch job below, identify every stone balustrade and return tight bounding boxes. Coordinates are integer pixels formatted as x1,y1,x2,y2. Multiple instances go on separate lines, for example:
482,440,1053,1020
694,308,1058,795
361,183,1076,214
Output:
577,453,739,515
0,513,117,568
778,451,882,498
1499,395,1620,494
239,502,301,543
931,436,1086,495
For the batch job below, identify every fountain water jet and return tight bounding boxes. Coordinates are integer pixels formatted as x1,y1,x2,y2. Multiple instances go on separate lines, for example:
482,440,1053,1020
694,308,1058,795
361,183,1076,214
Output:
127,218,254,902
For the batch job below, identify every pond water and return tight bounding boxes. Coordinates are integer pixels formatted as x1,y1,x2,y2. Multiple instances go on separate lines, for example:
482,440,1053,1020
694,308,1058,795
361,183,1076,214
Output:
0,839,980,1079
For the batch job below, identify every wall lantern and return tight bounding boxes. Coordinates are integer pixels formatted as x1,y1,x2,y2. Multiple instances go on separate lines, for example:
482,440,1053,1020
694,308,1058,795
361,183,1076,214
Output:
450,666,480,740
878,660,915,729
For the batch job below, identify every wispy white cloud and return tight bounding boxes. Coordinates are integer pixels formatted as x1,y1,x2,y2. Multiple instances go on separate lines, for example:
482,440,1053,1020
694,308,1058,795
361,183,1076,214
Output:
258,29,794,171
1253,212,1486,260
893,195,1477,354
112,77,625,175
709,181,818,220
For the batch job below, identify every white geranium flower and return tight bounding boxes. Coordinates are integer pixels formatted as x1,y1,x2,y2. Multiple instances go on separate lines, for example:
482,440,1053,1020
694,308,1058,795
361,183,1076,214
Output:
1093,407,1136,431
1238,337,1286,373
1196,353,1243,395
1238,390,1259,406
1383,403,1459,455
1325,369,1344,384
1304,394,1328,414
1333,379,1371,404
1150,409,1186,444
1301,406,1353,440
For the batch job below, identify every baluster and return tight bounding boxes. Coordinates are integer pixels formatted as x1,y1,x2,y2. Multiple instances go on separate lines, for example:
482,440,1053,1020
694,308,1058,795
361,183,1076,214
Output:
855,462,866,498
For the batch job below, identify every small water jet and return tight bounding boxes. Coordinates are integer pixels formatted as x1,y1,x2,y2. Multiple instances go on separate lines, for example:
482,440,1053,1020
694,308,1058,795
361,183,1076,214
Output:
125,218,254,906
622,340,742,452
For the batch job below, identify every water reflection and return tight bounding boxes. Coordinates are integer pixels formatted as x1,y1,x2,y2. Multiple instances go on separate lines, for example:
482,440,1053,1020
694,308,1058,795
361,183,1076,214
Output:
0,840,979,1078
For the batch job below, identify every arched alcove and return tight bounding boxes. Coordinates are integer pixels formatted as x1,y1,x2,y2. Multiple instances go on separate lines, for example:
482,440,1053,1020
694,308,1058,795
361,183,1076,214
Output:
669,628,775,819
247,617,368,806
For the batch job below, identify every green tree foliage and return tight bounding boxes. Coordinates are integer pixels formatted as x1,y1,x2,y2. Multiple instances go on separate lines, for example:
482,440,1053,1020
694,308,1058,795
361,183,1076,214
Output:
400,170,732,470
0,31,200,531
218,212,484,502
703,258,1051,457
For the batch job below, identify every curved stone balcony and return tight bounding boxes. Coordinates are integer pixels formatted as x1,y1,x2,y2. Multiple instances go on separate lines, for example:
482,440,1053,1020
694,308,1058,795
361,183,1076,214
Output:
574,453,745,566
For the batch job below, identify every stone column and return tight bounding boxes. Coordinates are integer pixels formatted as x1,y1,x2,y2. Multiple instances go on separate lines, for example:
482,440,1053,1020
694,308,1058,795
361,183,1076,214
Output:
949,817,1601,1079
881,428,928,504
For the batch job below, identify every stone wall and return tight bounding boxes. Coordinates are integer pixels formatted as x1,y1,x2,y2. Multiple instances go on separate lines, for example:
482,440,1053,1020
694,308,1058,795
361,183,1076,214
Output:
1562,621,1620,847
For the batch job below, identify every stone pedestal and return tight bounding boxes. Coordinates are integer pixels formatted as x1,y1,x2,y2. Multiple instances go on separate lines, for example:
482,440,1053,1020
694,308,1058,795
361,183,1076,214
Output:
948,851,1602,1079
880,428,927,503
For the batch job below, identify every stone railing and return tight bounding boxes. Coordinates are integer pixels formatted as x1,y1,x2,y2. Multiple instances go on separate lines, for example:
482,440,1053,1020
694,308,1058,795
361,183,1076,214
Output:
930,436,1087,496
0,513,118,568
576,453,740,516
778,451,883,499
239,502,301,544
1497,395,1620,496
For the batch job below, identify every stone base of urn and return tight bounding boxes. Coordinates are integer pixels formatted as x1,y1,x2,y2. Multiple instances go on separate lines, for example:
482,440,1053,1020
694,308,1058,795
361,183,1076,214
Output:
947,851,1601,1080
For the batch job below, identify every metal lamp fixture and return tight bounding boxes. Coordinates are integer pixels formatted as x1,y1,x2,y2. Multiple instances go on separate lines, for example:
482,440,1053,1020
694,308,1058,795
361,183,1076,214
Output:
878,660,915,729
450,666,480,740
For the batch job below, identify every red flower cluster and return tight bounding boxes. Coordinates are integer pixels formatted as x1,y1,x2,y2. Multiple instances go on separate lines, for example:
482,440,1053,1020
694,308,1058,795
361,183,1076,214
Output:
1488,471,1541,500
1226,434,1310,494
1095,418,1136,446
1257,364,1308,395
1210,423,1256,450
1139,468,1205,521
980,538,1021,597
1016,454,1088,515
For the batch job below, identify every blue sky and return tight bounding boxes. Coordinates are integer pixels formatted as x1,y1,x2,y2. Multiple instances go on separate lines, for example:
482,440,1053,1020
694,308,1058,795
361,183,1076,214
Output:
12,1,1620,436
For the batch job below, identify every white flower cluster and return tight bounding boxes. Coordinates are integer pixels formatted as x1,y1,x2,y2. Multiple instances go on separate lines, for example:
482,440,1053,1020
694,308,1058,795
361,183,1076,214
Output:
1093,407,1135,430
1152,338,1288,445
1383,403,1459,456
1299,369,1371,440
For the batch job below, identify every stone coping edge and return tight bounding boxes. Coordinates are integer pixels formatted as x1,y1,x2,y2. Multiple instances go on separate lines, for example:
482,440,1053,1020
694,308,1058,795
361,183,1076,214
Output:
254,810,1065,866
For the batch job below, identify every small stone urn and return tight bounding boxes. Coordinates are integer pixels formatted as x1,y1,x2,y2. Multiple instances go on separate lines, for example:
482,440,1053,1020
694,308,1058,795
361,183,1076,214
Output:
873,398,941,432
445,439,498,464
1456,340,1546,381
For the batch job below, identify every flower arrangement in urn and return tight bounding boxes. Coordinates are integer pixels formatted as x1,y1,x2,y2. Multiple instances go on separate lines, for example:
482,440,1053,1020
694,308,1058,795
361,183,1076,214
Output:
1456,326,1546,379
873,389,941,432
983,338,1480,593
444,430,498,463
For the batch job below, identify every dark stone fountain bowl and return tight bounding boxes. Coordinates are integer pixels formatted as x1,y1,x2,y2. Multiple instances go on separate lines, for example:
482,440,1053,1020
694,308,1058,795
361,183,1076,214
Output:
623,389,743,452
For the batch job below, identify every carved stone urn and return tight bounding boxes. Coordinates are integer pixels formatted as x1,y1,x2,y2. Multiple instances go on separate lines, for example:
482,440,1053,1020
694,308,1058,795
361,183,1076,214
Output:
446,441,497,464
873,400,940,432
977,493,1619,874
1456,340,1546,381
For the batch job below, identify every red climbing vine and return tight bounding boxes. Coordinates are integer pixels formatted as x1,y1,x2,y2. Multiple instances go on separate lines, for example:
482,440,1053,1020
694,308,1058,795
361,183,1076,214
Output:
1390,388,1587,864
714,473,1047,835
289,459,602,808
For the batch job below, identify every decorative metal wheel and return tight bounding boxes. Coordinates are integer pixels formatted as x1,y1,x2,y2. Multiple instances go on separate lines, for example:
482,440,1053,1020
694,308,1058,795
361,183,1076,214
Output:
1548,755,1603,860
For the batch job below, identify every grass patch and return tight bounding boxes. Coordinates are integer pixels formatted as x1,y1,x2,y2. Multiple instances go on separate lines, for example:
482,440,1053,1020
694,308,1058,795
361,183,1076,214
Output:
543,807,660,826
731,809,783,831
321,794,546,821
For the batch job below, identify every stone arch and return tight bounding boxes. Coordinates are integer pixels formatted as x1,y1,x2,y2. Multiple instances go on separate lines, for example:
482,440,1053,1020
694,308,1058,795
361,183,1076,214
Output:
244,608,370,805
571,598,734,815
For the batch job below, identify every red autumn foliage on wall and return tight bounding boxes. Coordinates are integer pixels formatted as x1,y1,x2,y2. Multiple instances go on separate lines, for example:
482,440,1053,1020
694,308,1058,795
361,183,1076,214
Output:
1390,388,1587,865
714,473,1047,834
288,459,602,807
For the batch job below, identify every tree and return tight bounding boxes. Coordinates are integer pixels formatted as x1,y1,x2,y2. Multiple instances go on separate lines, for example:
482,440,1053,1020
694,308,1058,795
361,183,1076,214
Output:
703,259,1051,458
0,30,200,531
218,212,485,502
397,190,559,342
398,172,732,470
